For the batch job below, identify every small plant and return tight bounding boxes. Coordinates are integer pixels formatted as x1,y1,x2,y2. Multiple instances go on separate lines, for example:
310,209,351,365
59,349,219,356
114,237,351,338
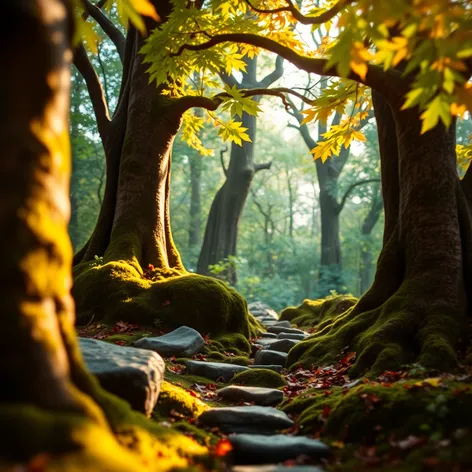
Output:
91,255,104,267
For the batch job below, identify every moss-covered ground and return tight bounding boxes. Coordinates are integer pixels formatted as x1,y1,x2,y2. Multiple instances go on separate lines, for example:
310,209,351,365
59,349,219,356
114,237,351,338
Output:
70,294,472,471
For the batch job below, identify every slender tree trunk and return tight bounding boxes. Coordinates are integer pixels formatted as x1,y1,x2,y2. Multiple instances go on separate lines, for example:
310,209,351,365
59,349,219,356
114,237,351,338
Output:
197,111,257,284
189,151,203,249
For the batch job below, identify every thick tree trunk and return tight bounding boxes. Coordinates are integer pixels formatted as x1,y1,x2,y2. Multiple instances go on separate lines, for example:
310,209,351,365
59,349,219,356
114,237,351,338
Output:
288,90,471,376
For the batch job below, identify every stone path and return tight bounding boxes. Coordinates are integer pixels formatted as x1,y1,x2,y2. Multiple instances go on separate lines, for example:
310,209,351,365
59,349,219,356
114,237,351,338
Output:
79,304,328,470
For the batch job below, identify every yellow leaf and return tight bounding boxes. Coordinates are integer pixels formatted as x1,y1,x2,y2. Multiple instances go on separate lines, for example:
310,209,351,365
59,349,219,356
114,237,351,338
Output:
130,0,159,20
350,60,368,81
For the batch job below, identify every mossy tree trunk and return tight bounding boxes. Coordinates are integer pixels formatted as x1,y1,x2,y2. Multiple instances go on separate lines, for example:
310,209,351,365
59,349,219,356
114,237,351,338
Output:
289,89,472,375
0,0,144,463
197,56,283,284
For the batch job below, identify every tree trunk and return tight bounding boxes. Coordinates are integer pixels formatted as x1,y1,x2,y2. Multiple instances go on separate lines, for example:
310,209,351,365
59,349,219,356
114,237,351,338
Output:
0,1,145,464
288,90,471,376
359,189,383,294
189,151,203,249
197,110,257,284
72,11,254,339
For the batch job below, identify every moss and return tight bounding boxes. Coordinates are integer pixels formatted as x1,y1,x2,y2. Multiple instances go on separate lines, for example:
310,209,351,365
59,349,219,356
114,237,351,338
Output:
282,380,472,441
73,261,255,339
280,294,357,330
203,332,253,365
153,381,209,420
285,283,466,376
105,333,149,345
0,404,208,471
232,368,286,388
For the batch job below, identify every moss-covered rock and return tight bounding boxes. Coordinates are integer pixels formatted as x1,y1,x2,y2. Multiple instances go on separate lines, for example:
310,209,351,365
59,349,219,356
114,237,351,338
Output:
232,369,286,388
73,261,258,339
280,294,357,330
153,381,209,420
203,332,253,365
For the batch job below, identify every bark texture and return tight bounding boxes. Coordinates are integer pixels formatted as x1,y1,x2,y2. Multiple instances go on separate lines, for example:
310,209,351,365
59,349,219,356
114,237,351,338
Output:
288,90,471,376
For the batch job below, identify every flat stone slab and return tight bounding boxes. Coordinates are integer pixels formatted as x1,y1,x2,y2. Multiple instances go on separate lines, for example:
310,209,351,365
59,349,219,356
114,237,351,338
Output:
232,467,325,472
262,338,299,353
272,321,292,328
133,326,204,357
198,406,293,433
248,302,279,320
267,326,307,335
229,434,330,465
277,332,308,341
185,360,248,382
217,386,283,406
232,466,325,472
254,350,288,367
79,337,164,417
254,338,278,347
249,364,283,373
257,330,277,338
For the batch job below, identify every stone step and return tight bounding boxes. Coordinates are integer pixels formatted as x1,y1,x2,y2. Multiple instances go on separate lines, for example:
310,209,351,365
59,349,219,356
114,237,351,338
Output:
277,332,308,341
254,350,288,367
229,434,330,465
261,338,299,353
133,326,204,357
267,326,307,336
79,337,164,417
217,386,283,406
198,406,293,434
185,360,248,382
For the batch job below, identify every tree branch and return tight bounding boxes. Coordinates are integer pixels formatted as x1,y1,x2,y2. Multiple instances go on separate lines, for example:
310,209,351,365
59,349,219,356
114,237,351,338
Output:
338,178,381,212
73,44,111,141
219,71,240,88
255,161,272,172
172,34,402,94
258,56,284,88
83,0,125,62
245,0,354,25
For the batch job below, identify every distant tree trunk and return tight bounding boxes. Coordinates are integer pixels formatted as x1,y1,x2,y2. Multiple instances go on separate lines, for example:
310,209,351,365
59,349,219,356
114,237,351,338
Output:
359,188,383,294
188,151,203,249
197,56,282,283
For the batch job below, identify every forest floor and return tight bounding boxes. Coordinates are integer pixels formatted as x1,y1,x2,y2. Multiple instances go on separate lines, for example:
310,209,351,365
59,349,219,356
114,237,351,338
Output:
77,301,472,472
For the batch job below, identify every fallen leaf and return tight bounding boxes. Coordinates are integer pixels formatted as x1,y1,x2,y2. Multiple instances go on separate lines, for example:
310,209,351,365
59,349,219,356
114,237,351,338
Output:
214,438,232,456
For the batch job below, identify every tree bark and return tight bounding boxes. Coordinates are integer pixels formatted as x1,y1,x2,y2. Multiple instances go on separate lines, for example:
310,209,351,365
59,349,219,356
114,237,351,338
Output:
197,56,282,284
288,89,471,375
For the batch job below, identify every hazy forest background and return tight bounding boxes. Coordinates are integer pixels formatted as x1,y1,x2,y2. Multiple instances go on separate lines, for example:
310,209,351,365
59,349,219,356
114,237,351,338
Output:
70,35,390,309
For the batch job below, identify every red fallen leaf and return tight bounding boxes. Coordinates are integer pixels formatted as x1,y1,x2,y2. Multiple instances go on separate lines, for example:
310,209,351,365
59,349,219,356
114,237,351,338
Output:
113,340,126,346
323,390,333,396
27,453,50,472
340,351,356,366
162,300,171,307
207,383,217,390
214,438,233,457
148,264,155,271
321,405,332,418
189,391,199,398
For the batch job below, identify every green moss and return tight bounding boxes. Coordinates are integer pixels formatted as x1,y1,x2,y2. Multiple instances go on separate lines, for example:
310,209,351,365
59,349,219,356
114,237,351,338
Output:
282,380,472,440
232,368,286,388
104,333,149,345
285,283,466,376
73,261,255,338
280,294,357,330
153,381,209,420
203,333,253,365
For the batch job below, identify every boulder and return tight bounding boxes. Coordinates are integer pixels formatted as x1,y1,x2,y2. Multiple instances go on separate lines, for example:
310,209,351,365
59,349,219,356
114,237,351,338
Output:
198,406,293,433
79,337,164,417
134,326,204,358
185,360,248,382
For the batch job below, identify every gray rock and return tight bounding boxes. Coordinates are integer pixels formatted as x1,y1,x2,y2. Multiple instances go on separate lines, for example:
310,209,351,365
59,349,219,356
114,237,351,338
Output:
254,338,278,347
232,466,325,472
267,326,307,335
277,332,308,340
254,350,288,367
273,320,292,328
262,338,299,353
217,386,283,406
198,406,293,433
249,364,283,373
229,434,330,465
133,326,204,357
79,337,164,417
248,302,279,320
257,330,278,338
185,360,248,382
